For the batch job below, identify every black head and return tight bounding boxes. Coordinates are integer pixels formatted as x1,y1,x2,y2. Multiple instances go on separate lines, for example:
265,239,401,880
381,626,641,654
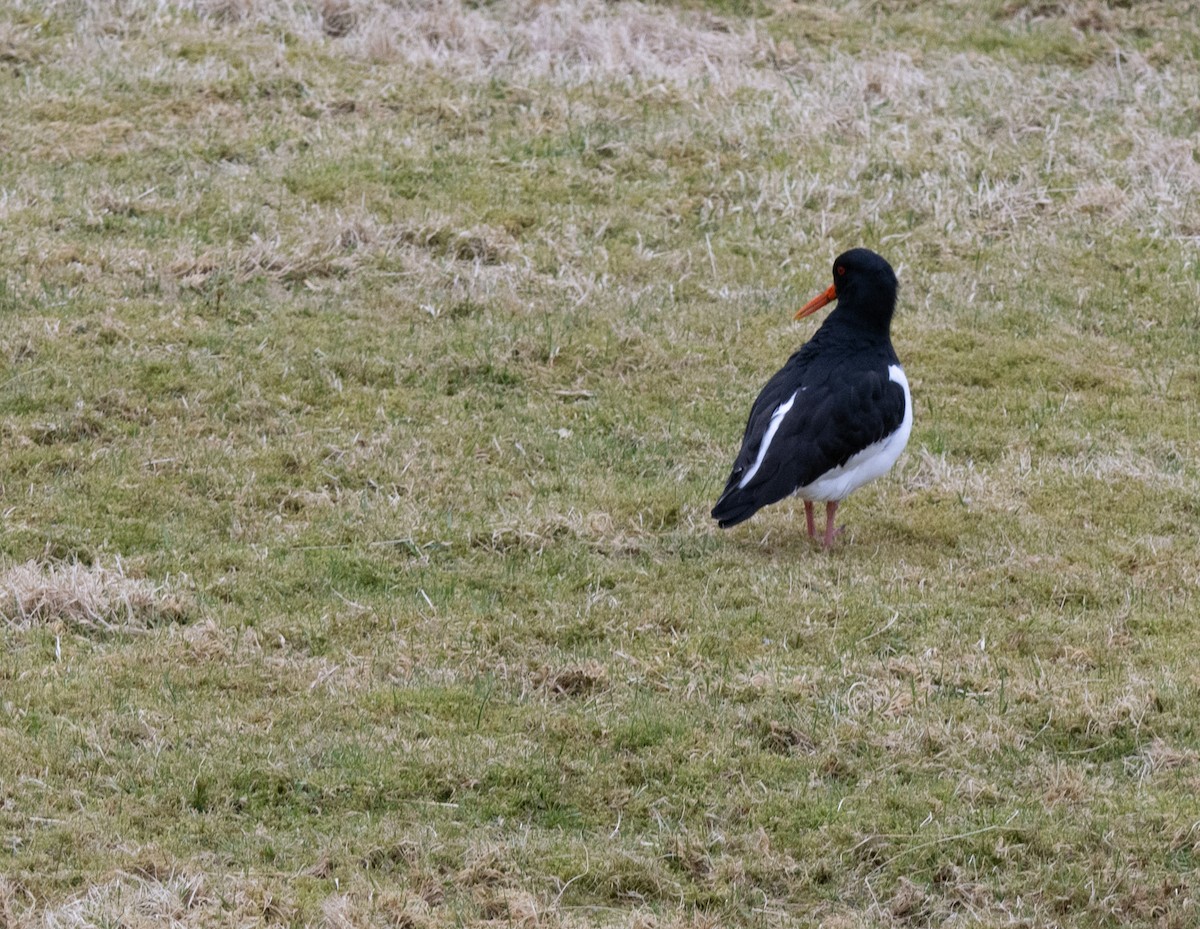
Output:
795,247,899,332
830,248,898,305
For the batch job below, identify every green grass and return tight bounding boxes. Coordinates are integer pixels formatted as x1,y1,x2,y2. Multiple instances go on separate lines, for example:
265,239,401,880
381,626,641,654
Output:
2,0,1200,926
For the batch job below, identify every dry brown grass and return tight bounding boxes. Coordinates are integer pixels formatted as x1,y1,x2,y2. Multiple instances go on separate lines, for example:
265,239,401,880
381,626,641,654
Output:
0,560,190,632
188,0,771,86
11,873,206,929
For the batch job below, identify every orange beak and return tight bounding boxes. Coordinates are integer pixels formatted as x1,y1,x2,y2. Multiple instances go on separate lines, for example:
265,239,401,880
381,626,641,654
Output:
795,283,838,320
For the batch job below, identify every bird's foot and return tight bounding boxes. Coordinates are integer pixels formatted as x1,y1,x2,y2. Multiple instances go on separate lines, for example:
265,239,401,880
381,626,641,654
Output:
821,525,846,549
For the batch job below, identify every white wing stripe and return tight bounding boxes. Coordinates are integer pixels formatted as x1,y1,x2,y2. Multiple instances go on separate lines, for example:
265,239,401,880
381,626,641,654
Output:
737,391,797,489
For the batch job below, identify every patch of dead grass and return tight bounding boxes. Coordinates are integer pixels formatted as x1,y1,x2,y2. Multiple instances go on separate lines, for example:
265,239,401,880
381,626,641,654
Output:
0,560,191,632
349,0,769,88
1124,737,1199,783
34,872,206,929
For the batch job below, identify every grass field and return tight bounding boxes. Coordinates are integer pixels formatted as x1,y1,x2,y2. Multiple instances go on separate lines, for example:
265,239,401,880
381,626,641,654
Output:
2,0,1200,925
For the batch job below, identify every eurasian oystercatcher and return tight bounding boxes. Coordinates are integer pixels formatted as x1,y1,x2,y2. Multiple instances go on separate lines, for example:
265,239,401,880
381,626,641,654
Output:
711,248,911,547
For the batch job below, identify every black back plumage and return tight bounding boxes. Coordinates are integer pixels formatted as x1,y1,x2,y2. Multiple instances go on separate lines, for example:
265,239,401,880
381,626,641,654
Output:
712,248,907,529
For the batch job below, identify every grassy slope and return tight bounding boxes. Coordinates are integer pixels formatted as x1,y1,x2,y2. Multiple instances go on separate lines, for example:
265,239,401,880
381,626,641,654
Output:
1,0,1199,925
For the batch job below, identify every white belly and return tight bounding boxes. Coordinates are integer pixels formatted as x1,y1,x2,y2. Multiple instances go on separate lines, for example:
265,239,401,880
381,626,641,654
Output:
796,364,912,502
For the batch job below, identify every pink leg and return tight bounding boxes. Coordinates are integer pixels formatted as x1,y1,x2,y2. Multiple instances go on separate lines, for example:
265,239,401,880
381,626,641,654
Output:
823,501,840,549
804,500,816,539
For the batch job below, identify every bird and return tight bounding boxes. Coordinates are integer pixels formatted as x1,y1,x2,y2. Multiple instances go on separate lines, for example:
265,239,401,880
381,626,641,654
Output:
711,248,912,547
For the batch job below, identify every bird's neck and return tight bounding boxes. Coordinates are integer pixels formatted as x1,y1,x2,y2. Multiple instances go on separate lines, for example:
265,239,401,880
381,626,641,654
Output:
817,300,895,343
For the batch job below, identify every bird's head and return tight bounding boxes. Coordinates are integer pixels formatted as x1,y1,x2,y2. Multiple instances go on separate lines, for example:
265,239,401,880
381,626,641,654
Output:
794,248,899,324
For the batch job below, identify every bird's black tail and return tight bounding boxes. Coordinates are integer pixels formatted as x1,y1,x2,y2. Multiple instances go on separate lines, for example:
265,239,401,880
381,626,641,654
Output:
711,487,762,529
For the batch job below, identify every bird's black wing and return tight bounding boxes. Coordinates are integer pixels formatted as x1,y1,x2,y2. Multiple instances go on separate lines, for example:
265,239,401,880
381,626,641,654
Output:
711,358,906,528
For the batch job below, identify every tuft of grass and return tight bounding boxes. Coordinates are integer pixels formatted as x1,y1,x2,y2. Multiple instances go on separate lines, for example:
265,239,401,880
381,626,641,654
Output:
0,559,191,632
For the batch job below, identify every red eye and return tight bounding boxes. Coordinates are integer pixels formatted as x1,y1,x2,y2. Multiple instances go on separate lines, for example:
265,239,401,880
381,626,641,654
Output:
836,265,846,276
